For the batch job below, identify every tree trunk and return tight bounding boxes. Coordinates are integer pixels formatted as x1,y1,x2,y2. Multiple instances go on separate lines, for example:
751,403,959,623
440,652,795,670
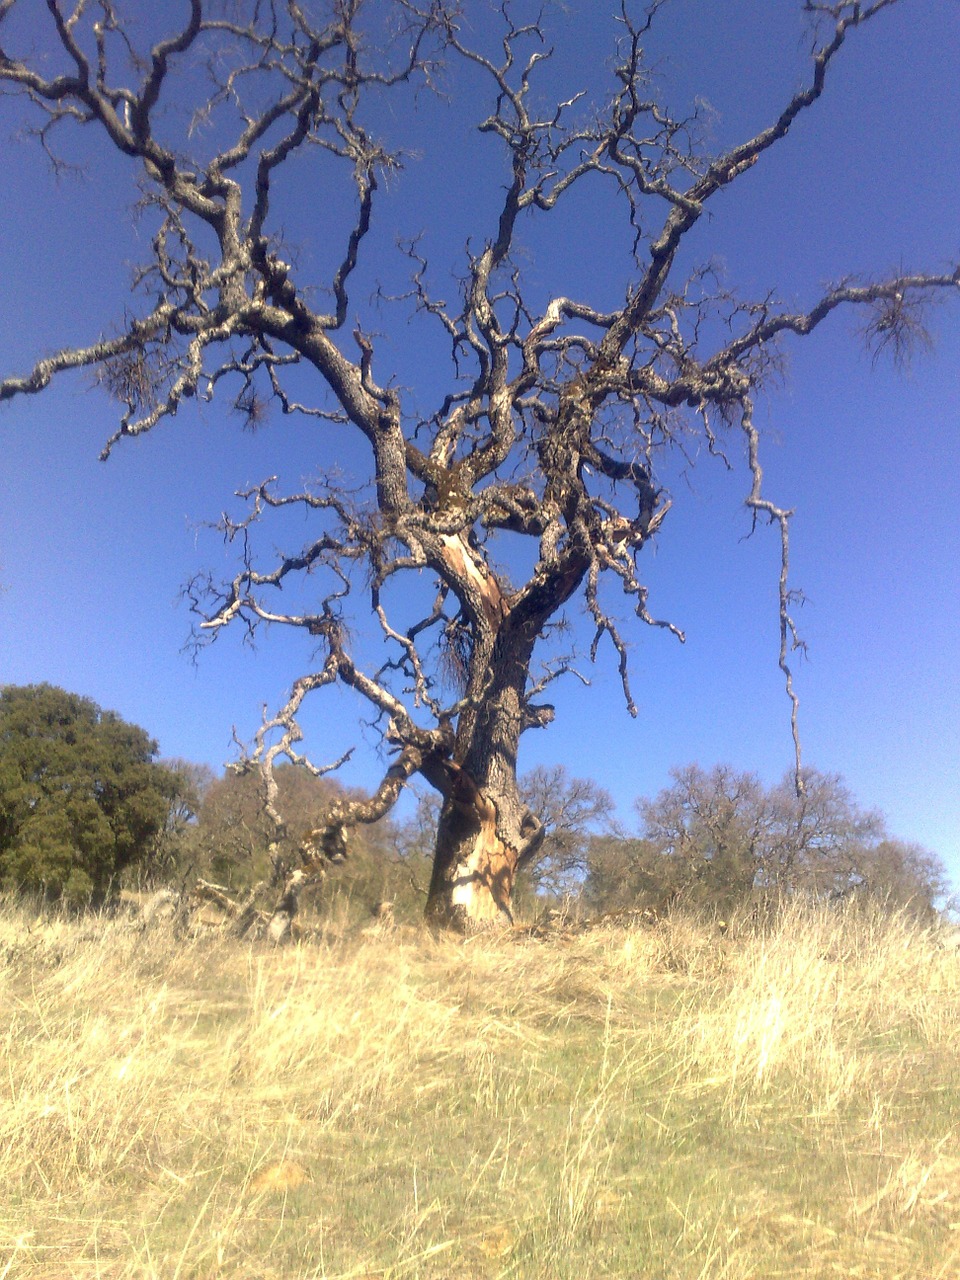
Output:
426,778,519,929
424,621,546,930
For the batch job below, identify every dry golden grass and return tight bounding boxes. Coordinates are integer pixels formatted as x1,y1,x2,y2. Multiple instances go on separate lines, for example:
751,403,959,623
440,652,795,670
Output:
2,897,959,1278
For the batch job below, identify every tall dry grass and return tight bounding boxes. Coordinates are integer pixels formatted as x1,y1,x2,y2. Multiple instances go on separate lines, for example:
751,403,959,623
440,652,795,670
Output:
1,895,959,1278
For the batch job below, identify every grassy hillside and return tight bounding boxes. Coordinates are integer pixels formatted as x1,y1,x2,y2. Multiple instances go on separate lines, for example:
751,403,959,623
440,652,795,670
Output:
2,899,959,1278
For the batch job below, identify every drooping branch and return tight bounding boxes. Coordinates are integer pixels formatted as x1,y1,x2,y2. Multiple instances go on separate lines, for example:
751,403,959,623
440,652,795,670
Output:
740,398,806,796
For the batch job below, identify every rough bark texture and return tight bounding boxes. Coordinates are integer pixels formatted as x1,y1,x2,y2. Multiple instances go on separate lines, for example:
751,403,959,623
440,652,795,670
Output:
1,1,956,929
428,783,518,929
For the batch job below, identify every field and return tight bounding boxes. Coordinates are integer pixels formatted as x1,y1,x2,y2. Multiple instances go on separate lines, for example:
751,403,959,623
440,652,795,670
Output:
2,898,959,1279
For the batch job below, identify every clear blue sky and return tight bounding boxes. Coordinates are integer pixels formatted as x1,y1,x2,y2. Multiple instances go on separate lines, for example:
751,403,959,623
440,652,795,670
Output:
1,1,958,882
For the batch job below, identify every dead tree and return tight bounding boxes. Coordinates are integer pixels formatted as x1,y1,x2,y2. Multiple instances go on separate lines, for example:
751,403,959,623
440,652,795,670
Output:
1,1,956,930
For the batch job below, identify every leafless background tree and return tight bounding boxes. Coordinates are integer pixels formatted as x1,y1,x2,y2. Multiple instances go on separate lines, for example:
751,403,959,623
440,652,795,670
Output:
1,0,956,930
516,765,614,905
584,764,948,919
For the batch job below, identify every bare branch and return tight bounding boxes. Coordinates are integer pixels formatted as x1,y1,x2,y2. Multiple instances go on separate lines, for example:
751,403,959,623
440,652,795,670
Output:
740,399,806,796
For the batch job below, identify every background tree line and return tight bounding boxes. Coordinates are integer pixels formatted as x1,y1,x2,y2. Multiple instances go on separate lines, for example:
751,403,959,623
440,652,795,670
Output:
579,764,946,921
0,684,946,923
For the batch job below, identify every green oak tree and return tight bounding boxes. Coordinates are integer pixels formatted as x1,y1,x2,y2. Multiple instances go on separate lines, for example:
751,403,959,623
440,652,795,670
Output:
0,684,181,904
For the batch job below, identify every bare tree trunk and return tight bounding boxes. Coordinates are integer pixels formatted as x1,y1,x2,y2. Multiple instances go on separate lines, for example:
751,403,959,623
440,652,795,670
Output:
426,775,519,929
425,624,546,929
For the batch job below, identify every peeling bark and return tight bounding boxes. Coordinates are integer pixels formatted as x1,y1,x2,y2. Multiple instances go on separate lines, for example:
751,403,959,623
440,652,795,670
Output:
428,777,517,929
